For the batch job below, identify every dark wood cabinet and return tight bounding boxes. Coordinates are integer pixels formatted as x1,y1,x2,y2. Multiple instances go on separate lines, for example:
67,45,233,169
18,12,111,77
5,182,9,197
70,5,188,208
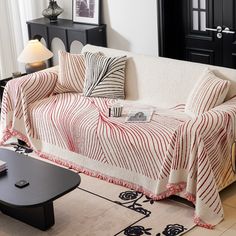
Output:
27,18,107,65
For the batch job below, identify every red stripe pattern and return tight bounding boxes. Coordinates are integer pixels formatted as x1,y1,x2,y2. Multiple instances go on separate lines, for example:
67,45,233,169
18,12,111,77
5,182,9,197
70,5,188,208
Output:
1,72,236,228
54,51,85,94
185,69,230,117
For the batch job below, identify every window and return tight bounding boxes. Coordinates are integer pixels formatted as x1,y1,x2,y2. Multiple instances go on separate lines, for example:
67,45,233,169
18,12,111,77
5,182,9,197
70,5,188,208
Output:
192,0,207,31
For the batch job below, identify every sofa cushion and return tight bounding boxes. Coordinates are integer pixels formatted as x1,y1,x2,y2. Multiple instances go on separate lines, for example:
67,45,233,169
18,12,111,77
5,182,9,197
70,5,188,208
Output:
54,51,85,93
83,51,127,99
185,69,230,117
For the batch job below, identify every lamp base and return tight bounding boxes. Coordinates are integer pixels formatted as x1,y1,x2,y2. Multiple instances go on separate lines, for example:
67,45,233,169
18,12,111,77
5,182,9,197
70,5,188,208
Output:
25,61,46,74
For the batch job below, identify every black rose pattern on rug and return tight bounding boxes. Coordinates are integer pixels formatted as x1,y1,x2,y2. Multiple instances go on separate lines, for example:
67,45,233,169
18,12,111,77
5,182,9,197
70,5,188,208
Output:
122,217,187,236
12,143,33,155
11,144,190,236
124,224,187,236
119,191,139,201
116,191,151,216
124,226,152,236
158,224,187,236
143,196,155,205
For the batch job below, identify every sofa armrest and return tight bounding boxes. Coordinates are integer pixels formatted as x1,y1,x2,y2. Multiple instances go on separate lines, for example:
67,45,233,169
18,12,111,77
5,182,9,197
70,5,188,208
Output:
167,96,236,189
183,97,236,139
163,97,236,226
183,97,236,151
212,96,236,112
168,97,236,172
1,70,58,124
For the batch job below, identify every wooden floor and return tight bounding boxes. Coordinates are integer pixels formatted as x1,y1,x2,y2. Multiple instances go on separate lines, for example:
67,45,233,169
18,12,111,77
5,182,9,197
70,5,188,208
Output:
187,181,236,236
0,140,235,235
0,181,235,235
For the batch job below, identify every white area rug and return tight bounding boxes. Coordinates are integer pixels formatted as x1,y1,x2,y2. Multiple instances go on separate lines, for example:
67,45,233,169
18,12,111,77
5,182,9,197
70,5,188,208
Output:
0,144,196,235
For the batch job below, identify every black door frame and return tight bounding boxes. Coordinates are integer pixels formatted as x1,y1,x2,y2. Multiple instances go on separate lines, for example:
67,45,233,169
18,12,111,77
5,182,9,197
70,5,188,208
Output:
157,0,165,57
157,0,185,60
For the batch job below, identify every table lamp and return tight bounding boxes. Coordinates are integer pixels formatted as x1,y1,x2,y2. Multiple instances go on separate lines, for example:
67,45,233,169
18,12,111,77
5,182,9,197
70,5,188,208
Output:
18,39,53,74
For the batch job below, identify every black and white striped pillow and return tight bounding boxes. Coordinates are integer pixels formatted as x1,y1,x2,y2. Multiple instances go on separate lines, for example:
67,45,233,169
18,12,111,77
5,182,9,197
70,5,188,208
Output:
83,52,127,99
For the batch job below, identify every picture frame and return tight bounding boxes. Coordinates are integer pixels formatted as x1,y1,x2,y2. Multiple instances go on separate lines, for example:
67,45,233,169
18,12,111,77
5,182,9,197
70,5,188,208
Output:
73,0,101,25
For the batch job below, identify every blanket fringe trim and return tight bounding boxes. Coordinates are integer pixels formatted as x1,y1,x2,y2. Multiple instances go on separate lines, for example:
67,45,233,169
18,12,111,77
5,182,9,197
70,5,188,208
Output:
0,127,215,229
194,216,214,229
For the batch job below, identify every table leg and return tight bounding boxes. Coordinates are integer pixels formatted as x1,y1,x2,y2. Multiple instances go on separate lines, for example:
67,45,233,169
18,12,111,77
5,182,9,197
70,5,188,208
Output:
0,202,55,231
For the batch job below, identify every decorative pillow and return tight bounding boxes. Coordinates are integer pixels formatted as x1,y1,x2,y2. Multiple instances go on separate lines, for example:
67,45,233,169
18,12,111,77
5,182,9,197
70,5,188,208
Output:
54,51,85,93
83,52,127,99
185,69,230,117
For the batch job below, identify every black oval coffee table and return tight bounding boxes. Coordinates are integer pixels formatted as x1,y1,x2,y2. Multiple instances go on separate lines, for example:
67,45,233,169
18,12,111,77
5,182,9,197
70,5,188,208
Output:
0,149,81,230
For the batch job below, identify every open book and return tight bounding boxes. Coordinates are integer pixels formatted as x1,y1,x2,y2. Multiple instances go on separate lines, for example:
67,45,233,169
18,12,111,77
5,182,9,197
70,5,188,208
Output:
125,109,154,123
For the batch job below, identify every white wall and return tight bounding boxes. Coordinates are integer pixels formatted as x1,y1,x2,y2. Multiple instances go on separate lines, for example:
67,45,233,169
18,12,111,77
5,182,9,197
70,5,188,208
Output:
57,0,158,56
56,0,73,20
0,0,48,78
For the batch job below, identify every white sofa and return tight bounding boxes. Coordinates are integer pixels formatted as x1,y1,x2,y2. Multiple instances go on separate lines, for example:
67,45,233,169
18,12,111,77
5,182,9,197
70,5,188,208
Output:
1,45,236,228
81,45,236,108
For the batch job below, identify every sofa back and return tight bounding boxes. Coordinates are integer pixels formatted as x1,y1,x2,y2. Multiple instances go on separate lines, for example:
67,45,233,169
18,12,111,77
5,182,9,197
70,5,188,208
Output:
82,45,236,108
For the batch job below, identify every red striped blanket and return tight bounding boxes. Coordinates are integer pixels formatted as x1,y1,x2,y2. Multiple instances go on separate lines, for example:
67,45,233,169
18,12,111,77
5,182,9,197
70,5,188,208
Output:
1,71,236,228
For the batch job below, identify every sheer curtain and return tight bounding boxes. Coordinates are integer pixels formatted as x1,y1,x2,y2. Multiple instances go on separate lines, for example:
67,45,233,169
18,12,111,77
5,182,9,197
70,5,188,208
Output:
0,0,47,79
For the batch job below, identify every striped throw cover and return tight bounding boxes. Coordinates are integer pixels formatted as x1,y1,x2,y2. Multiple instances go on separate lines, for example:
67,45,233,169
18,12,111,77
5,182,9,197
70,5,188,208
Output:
83,52,127,99
185,69,230,117
54,51,85,93
1,72,236,228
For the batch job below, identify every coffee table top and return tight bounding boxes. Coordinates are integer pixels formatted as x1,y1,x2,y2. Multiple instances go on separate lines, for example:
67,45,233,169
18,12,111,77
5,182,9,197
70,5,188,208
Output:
0,149,81,207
